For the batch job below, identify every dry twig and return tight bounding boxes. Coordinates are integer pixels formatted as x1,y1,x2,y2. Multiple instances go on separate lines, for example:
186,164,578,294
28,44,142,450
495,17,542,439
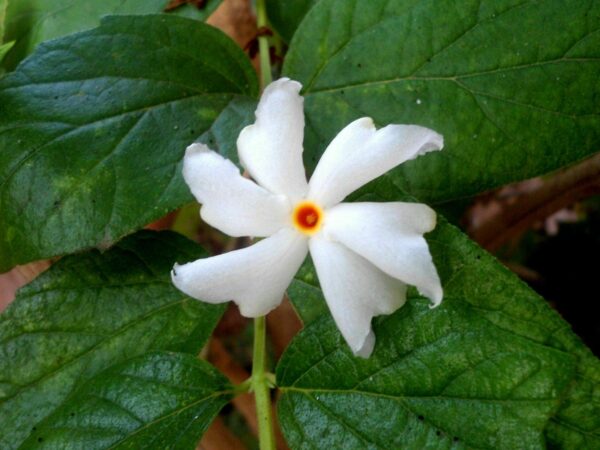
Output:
468,152,600,251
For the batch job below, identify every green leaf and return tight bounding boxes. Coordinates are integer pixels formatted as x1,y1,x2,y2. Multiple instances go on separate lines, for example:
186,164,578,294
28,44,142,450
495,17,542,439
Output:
197,95,258,164
18,352,232,450
278,324,574,450
287,255,327,324
544,349,600,449
283,0,600,204
1,0,222,70
280,180,600,448
266,0,320,43
0,0,7,42
0,14,258,272
0,230,225,449
278,317,573,449
0,39,13,63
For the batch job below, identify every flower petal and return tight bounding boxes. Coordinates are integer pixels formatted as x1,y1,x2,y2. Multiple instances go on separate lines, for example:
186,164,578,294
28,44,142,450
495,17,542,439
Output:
183,143,291,237
323,202,442,306
308,118,443,207
237,78,308,202
172,228,308,317
309,237,407,357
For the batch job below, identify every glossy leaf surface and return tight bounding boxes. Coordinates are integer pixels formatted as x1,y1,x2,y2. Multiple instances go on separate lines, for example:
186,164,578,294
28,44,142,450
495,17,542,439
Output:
19,352,231,450
283,0,600,203
0,230,224,449
0,15,258,271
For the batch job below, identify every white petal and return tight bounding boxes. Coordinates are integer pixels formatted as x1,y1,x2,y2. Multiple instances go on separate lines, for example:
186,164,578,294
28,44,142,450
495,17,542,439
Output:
323,202,442,306
309,237,407,358
183,143,291,237
237,78,308,202
308,118,443,207
172,228,308,317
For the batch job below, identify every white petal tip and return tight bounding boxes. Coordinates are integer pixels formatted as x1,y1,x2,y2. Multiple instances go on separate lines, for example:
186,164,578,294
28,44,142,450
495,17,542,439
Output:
352,330,375,358
399,125,444,158
413,269,443,306
185,142,211,156
171,264,180,280
170,263,194,299
353,117,375,129
427,132,444,153
419,205,437,233
427,291,444,309
268,77,303,93
416,284,443,309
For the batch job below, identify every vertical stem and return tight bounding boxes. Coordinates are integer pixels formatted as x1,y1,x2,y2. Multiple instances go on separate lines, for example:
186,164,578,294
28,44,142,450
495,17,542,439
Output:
256,0,272,88
253,3,275,448
252,316,276,450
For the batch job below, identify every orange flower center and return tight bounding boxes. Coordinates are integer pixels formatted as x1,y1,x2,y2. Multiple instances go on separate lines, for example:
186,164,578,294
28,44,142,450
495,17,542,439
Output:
292,201,323,235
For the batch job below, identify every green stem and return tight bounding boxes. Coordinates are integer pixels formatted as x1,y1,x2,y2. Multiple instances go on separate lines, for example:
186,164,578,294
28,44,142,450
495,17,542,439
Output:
252,316,276,450
253,3,276,448
256,0,272,88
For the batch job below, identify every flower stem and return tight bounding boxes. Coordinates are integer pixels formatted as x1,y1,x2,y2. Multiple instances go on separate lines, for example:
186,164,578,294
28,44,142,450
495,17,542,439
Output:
256,0,272,88
252,316,276,450
253,2,276,448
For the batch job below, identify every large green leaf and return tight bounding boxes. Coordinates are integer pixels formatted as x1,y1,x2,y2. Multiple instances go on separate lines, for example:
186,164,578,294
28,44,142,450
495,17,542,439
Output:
1,0,222,70
18,352,232,450
278,316,573,449
283,0,600,204
0,14,258,272
0,230,225,449
282,181,600,448
266,0,320,43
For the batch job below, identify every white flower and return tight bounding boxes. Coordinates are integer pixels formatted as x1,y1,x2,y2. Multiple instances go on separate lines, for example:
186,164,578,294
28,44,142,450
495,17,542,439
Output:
171,78,443,358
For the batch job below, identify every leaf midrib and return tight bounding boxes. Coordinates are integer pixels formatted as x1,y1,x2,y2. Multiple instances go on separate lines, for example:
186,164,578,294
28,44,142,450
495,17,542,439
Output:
281,387,556,421
280,387,546,449
105,390,230,449
304,57,600,96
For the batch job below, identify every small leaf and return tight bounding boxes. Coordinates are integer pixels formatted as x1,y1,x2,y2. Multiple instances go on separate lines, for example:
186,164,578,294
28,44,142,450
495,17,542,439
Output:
0,40,13,63
1,0,223,70
18,352,232,450
0,14,258,272
266,0,320,43
283,0,600,203
0,230,225,449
